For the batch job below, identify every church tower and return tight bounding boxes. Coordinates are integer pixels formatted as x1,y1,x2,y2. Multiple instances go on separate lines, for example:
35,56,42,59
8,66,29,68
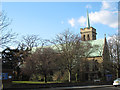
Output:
80,10,97,41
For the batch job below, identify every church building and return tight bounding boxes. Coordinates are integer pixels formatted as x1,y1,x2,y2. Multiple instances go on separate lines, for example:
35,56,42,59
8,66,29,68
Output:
80,10,111,81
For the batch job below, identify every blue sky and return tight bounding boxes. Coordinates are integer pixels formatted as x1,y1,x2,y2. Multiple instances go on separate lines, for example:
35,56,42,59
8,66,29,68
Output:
2,2,118,41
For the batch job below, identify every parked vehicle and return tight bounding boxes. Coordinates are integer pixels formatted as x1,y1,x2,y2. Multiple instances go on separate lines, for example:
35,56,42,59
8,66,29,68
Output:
113,78,120,87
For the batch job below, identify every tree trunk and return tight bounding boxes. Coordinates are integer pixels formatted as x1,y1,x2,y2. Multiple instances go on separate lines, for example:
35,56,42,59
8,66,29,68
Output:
68,69,71,82
117,44,120,78
44,74,47,83
75,73,78,82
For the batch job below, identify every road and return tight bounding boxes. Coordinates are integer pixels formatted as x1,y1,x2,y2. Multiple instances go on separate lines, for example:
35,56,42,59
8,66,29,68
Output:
37,85,120,90
83,87,120,90
4,85,120,90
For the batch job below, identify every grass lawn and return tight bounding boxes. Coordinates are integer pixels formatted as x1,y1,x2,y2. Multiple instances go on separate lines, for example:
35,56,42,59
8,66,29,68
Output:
12,81,61,84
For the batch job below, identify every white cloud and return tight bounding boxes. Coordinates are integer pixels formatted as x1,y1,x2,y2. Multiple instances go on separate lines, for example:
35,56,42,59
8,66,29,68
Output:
101,1,110,10
89,10,118,28
68,18,75,27
68,1,118,28
101,1,117,11
78,2,118,28
78,16,86,27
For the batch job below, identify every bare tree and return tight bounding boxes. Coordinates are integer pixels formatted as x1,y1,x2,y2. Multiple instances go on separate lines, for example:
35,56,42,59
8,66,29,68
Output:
0,11,16,47
17,34,41,60
50,30,94,82
36,47,57,82
108,34,120,79
22,47,57,82
2,34,41,80
21,53,37,79
14,34,41,79
21,35,41,50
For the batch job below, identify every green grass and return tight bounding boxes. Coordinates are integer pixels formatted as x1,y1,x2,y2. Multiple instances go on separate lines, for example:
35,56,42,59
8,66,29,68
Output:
12,81,61,84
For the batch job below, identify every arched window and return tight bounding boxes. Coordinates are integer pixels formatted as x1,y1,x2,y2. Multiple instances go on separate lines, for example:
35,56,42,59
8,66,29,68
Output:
83,35,85,41
87,34,90,40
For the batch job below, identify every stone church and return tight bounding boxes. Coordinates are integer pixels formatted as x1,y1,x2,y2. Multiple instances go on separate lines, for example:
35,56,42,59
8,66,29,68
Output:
31,10,111,82
80,10,111,81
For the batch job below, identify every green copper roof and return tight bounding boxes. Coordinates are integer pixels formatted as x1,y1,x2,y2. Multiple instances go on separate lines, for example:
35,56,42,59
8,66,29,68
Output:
32,39,105,57
87,10,90,28
83,39,104,57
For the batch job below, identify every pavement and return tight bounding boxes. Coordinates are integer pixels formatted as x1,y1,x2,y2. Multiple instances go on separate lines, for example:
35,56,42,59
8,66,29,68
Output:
31,85,114,90
3,84,114,90
51,85,113,90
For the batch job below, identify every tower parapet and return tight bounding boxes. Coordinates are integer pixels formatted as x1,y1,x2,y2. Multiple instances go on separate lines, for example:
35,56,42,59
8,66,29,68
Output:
80,10,97,41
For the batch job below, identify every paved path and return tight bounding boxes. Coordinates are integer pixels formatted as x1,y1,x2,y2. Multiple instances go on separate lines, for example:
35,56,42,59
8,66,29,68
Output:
54,85,113,89
30,85,116,90
5,85,118,90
